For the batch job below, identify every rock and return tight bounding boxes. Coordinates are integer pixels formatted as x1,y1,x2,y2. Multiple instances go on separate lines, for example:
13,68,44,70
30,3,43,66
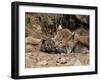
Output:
74,59,82,66
76,53,89,65
26,27,42,39
26,36,41,45
48,60,56,66
61,58,67,64
75,15,89,24
58,58,67,64
25,45,34,52
26,52,32,56
37,60,48,66
66,57,69,60
65,58,76,66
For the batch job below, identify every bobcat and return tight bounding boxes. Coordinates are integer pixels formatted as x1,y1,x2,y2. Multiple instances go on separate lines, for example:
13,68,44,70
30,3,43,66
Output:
52,27,89,53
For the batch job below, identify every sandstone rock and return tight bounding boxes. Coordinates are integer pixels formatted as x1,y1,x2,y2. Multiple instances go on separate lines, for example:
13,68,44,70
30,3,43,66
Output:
26,36,41,45
26,27,42,39
37,60,48,66
74,59,82,66
25,45,34,52
65,57,69,60
60,58,67,63
57,58,67,64
65,58,76,66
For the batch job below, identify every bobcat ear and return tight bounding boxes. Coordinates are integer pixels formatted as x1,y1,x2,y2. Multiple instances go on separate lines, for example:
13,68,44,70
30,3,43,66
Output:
58,25,62,29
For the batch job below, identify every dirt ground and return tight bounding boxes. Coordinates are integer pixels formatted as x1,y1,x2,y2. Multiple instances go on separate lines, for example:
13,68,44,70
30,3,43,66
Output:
25,51,89,68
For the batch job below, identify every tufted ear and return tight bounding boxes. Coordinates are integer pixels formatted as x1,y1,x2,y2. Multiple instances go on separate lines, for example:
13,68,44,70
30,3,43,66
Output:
58,25,62,30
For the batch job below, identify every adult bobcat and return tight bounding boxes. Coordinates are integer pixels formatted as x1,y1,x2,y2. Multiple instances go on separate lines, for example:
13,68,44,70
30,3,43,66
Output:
52,27,89,53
